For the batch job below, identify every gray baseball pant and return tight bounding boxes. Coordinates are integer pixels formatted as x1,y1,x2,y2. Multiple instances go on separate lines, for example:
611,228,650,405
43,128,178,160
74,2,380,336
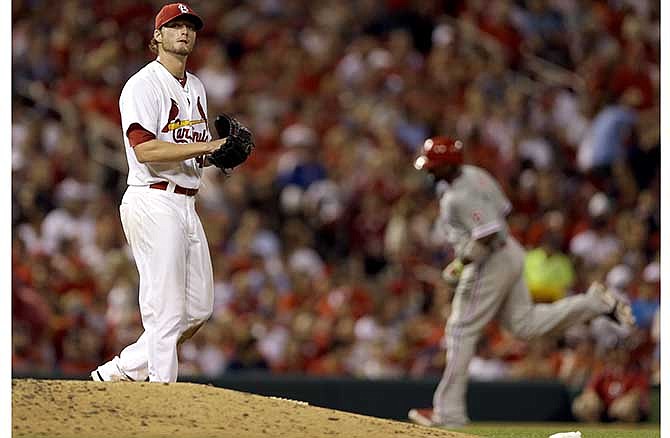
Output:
432,237,611,425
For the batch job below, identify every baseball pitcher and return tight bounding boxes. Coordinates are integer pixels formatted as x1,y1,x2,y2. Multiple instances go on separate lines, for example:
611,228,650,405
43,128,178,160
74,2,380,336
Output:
408,137,634,428
91,3,253,383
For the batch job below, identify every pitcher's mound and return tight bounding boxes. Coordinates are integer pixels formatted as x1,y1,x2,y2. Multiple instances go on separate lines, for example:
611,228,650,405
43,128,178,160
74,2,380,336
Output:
12,379,476,438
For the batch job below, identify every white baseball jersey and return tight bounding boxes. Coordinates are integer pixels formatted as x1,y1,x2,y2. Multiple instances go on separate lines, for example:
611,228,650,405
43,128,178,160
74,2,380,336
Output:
119,60,211,189
103,59,216,383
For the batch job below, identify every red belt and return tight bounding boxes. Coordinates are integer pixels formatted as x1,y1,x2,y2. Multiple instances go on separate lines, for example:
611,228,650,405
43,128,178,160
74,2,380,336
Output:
149,181,198,196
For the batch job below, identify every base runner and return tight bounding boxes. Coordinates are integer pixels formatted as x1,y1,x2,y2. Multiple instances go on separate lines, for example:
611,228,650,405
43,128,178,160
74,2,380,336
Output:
408,136,634,428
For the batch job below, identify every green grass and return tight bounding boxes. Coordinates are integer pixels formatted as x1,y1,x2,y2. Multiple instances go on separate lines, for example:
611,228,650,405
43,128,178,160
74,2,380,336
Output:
458,422,660,438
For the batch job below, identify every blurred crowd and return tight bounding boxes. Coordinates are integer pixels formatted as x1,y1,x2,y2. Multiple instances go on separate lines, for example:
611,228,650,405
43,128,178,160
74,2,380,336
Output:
12,0,659,416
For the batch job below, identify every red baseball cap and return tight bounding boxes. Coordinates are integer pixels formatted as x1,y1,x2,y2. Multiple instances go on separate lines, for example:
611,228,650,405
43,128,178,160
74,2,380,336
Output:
155,3,203,31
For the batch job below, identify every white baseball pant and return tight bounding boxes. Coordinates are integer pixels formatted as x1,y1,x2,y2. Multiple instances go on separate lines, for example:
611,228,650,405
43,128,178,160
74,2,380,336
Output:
432,237,611,425
115,185,214,382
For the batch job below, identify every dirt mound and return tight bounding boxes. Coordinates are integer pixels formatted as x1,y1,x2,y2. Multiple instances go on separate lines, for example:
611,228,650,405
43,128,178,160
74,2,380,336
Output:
12,379,477,438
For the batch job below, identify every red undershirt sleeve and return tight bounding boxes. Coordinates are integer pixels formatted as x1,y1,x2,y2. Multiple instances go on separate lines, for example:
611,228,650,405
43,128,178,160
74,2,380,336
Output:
127,123,156,148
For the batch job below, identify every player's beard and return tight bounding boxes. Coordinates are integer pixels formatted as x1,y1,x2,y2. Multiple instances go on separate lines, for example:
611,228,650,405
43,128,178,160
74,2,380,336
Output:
163,39,194,57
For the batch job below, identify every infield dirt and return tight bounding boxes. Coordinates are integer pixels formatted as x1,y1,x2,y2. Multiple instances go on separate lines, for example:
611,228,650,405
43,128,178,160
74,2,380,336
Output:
12,379,477,438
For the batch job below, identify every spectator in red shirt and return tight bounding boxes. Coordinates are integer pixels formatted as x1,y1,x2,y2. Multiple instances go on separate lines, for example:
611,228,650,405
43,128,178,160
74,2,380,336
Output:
572,346,649,422
608,42,655,110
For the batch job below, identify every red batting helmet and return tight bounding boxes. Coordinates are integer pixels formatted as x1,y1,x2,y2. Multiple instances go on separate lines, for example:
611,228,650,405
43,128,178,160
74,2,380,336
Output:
413,136,464,170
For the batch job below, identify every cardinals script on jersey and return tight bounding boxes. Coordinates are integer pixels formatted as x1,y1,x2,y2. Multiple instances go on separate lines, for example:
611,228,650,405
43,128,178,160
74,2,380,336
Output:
120,60,212,188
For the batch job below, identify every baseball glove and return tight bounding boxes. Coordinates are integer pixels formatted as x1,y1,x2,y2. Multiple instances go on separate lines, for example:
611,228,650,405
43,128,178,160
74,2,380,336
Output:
208,114,255,170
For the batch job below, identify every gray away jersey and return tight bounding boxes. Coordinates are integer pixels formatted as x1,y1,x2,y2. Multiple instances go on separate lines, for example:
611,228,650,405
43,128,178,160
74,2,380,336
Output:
437,165,512,259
